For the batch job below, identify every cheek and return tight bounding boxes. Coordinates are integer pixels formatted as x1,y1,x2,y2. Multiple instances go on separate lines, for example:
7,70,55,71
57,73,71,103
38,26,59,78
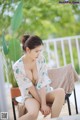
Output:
35,53,39,57
31,52,37,56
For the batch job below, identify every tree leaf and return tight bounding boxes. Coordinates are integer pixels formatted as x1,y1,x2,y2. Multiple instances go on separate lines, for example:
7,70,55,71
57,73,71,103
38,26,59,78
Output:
8,38,22,62
2,33,9,55
11,1,23,32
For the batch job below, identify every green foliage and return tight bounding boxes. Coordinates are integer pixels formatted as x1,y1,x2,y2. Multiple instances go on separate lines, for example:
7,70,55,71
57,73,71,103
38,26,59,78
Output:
11,1,23,32
1,33,9,55
8,60,18,87
0,1,23,87
1,34,22,87
2,37,22,87
8,38,22,62
0,1,80,39
4,59,18,87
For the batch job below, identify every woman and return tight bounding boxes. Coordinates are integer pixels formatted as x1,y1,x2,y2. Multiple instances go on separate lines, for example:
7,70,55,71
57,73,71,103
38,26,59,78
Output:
13,35,65,120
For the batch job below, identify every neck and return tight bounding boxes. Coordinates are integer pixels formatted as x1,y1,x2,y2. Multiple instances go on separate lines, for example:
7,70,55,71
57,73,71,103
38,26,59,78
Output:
23,54,35,63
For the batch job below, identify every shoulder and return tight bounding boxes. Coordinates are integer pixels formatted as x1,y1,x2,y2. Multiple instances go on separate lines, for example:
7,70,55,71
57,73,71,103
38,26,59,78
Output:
12,57,23,70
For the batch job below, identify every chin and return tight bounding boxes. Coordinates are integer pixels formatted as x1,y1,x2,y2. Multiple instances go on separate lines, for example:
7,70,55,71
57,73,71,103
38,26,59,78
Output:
34,57,38,60
32,57,38,61
32,58,36,61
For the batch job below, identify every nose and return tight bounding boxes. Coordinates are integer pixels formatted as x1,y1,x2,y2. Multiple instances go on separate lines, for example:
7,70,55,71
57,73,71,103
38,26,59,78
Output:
38,52,41,56
36,54,39,58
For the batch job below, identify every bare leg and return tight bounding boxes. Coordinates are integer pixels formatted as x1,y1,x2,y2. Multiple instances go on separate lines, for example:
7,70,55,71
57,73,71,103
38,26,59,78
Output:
46,88,65,118
18,98,40,120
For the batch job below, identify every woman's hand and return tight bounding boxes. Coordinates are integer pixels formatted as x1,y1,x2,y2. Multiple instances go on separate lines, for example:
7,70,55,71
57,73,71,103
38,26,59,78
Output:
41,104,51,117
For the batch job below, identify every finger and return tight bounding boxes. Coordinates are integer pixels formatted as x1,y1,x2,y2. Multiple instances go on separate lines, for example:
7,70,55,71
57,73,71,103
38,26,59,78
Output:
44,110,49,116
44,113,48,117
45,110,50,115
41,110,44,114
43,110,47,116
41,110,44,115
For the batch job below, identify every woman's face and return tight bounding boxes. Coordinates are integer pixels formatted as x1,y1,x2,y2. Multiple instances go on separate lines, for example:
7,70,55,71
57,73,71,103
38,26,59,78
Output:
26,45,43,60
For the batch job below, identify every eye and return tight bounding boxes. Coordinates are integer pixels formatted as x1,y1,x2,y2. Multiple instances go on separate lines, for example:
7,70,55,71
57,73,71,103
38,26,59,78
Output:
35,51,38,53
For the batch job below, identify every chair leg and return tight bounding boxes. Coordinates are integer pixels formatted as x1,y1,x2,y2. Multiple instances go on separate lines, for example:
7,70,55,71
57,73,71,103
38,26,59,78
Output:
66,97,71,115
74,88,78,114
12,100,17,120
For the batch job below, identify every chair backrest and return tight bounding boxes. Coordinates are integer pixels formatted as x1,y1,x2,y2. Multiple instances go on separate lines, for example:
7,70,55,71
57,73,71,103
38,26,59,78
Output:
47,65,78,94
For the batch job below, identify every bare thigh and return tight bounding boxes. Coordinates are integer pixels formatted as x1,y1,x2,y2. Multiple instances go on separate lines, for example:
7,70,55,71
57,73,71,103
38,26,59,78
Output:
46,88,65,103
25,98,40,114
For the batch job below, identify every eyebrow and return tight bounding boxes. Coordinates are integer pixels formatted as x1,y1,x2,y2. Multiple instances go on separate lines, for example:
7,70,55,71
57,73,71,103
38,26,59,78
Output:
36,49,42,52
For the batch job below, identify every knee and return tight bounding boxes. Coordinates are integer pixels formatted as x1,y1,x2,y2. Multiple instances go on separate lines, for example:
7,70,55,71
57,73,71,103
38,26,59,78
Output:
56,88,65,99
59,88,65,98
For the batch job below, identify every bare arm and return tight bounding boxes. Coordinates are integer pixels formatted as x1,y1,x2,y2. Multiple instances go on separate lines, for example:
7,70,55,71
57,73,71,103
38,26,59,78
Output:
28,85,41,103
38,86,46,105
38,86,51,116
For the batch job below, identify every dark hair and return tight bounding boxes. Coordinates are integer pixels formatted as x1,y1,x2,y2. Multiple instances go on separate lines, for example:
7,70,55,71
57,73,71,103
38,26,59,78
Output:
21,35,43,51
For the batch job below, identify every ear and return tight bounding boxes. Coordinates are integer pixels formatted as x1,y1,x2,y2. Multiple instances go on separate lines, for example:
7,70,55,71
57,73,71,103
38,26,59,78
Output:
25,47,31,53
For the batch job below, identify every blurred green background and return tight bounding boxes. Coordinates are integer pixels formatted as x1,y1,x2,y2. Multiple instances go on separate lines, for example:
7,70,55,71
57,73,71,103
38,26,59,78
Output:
0,0,80,39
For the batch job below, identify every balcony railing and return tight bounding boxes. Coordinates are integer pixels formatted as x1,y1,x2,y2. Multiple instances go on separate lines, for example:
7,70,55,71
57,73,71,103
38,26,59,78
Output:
43,35,80,74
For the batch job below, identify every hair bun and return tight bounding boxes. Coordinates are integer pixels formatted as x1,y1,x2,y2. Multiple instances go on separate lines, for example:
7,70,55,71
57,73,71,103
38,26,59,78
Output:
21,35,30,51
21,35,30,45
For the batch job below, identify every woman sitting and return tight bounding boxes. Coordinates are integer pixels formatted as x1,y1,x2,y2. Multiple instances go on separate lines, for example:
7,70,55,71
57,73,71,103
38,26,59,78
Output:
13,35,65,120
